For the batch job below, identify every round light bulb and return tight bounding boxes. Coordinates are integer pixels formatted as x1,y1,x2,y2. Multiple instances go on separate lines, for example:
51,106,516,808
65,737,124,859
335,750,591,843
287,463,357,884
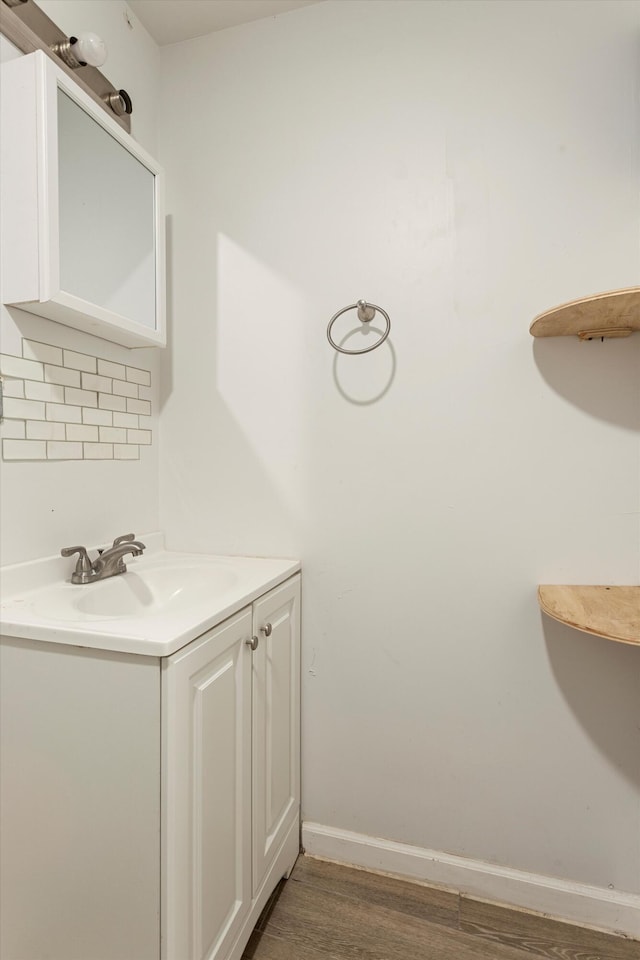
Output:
73,32,107,68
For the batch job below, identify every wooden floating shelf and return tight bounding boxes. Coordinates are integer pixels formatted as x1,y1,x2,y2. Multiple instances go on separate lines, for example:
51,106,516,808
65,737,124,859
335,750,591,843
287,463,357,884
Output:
529,287,640,339
538,585,640,646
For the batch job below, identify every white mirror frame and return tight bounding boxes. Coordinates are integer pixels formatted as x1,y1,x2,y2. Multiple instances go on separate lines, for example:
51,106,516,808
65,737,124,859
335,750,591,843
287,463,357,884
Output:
0,51,165,349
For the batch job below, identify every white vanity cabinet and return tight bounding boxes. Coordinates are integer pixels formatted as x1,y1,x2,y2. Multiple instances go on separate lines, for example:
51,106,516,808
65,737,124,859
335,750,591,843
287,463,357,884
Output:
163,576,300,960
0,51,165,348
0,574,300,960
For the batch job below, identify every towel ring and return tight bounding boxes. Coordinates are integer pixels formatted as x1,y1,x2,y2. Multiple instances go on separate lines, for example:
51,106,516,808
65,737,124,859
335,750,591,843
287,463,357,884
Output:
327,300,391,355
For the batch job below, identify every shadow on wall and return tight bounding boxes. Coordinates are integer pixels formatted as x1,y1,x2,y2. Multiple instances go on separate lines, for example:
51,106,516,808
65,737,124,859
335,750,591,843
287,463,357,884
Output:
534,329,640,792
159,215,174,411
533,337,640,431
331,326,396,405
542,615,640,792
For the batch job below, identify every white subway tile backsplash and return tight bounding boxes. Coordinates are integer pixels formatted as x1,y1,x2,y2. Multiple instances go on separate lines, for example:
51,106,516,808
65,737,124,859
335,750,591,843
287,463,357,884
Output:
2,339,152,462
126,398,151,416
114,444,139,460
3,439,46,460
24,381,65,403
46,403,82,424
27,421,65,441
1,420,26,439
47,441,83,460
112,378,138,398
113,412,138,428
63,350,96,373
82,408,113,427
66,423,99,442
65,387,98,408
97,359,126,379
99,393,127,412
82,373,112,393
83,443,113,459
0,354,44,381
4,397,46,420
126,366,151,386
99,426,127,443
44,364,81,388
23,340,63,366
1,379,25,398
127,429,152,445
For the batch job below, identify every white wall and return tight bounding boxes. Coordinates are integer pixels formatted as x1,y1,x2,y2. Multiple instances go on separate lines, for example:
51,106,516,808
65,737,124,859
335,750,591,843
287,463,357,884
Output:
158,0,640,903
0,2,161,565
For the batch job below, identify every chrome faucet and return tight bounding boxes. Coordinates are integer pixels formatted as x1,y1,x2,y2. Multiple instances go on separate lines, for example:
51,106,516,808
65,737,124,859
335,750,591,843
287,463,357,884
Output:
61,534,146,584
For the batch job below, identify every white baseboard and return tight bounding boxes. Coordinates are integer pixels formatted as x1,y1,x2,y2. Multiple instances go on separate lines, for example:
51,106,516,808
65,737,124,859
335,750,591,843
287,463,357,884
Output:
301,821,640,941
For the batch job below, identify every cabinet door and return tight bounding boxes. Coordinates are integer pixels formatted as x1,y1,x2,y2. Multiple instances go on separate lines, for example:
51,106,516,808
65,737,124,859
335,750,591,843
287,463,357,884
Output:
162,610,252,960
251,576,301,895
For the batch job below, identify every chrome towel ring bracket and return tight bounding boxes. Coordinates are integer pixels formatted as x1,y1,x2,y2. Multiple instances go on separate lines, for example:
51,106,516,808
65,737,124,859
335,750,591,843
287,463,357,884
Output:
327,299,391,355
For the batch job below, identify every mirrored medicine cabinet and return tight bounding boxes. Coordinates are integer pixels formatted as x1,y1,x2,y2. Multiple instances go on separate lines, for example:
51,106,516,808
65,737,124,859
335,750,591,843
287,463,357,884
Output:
0,51,165,348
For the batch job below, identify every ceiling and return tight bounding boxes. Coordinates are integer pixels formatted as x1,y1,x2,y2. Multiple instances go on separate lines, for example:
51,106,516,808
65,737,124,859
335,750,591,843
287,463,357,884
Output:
128,0,324,46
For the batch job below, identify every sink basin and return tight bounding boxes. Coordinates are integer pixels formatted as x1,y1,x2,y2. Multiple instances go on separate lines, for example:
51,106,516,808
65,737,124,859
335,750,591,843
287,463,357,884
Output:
31,563,238,621
0,537,300,657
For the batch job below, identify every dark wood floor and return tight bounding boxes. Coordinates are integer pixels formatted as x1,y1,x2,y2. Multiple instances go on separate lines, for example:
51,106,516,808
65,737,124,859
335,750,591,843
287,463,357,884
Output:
243,855,638,960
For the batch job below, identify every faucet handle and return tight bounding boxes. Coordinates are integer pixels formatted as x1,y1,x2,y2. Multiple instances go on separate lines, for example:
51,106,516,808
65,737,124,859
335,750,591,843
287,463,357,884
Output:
61,545,94,582
61,544,91,566
112,533,136,548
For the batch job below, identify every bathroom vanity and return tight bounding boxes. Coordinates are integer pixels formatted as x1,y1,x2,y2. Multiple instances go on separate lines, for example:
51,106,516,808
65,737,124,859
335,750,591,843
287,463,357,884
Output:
0,539,300,960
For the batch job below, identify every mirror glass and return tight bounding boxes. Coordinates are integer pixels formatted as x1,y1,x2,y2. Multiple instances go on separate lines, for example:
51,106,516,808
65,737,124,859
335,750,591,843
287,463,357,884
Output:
57,89,156,330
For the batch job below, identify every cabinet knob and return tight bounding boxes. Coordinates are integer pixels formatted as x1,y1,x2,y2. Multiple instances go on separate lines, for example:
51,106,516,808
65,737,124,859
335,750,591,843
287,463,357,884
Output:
260,623,273,637
246,636,259,651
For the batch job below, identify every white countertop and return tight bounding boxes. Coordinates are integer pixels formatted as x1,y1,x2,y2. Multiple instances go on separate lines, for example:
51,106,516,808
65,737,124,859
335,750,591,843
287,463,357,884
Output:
0,533,300,657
